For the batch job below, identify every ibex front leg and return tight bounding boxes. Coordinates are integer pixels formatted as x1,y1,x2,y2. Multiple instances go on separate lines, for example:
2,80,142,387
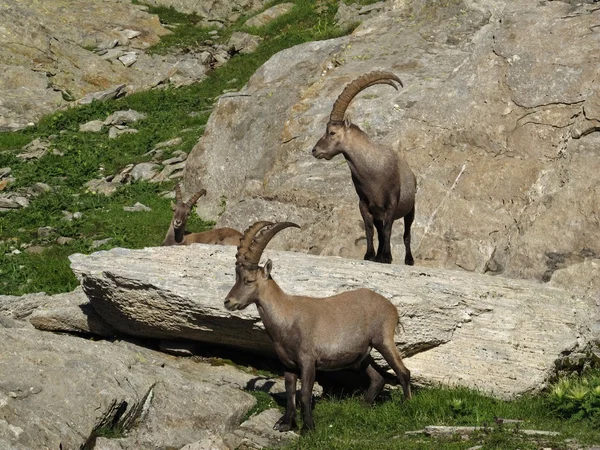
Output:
374,216,394,264
299,361,317,431
274,370,298,431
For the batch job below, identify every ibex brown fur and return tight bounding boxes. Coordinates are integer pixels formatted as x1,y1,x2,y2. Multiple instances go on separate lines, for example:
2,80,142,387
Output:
312,71,416,265
224,221,411,432
162,183,242,246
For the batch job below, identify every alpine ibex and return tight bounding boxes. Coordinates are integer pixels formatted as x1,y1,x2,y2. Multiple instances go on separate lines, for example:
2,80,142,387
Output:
162,183,242,246
224,221,411,432
312,71,416,265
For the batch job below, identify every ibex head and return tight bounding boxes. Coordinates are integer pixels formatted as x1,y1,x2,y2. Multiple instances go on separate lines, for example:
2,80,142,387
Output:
171,183,206,231
224,221,300,311
311,71,403,160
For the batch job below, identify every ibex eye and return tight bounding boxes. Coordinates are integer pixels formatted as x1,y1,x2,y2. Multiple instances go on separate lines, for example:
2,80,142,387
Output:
329,131,336,136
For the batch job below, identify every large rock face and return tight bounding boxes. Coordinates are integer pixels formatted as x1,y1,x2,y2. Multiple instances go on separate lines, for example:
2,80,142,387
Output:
183,0,600,285
69,244,599,399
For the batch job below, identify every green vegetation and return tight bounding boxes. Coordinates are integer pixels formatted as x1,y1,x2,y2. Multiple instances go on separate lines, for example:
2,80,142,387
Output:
0,0,355,296
243,372,600,450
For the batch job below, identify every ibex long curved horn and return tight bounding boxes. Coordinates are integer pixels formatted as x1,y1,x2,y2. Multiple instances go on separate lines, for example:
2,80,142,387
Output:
236,221,300,269
186,189,207,208
330,71,403,123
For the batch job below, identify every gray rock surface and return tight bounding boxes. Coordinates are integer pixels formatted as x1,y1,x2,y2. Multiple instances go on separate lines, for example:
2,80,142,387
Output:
142,0,268,24
26,287,116,337
0,324,269,450
244,3,295,28
183,0,600,285
224,408,298,449
69,244,598,399
228,31,263,54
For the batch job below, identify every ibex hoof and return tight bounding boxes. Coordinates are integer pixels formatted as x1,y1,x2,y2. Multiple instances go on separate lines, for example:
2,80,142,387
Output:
274,418,297,432
364,252,376,261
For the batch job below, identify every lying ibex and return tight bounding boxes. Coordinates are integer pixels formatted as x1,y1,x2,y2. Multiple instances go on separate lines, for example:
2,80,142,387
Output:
224,221,411,432
162,183,242,246
312,71,416,265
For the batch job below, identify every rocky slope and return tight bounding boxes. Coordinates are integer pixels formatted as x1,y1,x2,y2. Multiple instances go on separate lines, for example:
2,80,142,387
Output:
0,0,248,131
183,0,600,288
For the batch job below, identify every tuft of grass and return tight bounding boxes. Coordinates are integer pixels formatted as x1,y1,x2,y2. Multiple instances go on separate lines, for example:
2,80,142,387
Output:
243,390,280,422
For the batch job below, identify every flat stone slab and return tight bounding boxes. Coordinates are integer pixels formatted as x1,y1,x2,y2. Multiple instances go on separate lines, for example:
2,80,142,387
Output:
69,244,598,399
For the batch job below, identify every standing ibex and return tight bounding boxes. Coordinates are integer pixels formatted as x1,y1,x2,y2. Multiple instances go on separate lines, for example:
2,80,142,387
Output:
162,183,242,246
224,221,411,432
312,71,416,265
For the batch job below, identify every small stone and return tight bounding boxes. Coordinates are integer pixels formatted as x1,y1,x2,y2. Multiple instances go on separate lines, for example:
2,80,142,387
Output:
0,196,22,209
56,237,74,246
100,48,125,60
92,238,112,249
29,183,52,195
228,32,263,55
18,138,51,160
131,163,160,182
108,126,138,139
25,245,45,255
13,196,30,208
73,212,83,220
118,52,138,67
79,120,105,132
0,167,11,179
104,109,146,126
38,226,57,238
153,137,183,150
77,84,126,105
122,29,142,39
151,161,186,183
162,153,188,165
123,202,152,212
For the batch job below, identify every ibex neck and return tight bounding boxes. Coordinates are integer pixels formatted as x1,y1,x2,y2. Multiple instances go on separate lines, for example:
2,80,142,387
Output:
164,223,186,245
255,279,293,330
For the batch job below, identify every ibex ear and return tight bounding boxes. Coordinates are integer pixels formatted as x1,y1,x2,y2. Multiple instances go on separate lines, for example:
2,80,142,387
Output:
170,201,176,211
263,259,273,278
344,118,351,128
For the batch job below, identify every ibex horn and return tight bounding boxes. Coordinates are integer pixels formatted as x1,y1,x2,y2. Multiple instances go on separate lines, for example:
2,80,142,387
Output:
186,189,207,208
329,71,403,123
236,221,300,269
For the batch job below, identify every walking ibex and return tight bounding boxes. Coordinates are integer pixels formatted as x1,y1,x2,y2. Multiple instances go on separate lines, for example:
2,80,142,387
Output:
312,71,416,265
224,221,412,431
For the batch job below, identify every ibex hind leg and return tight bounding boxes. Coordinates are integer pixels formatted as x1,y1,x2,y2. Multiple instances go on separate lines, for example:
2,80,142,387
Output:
373,341,411,399
403,206,415,266
362,356,386,405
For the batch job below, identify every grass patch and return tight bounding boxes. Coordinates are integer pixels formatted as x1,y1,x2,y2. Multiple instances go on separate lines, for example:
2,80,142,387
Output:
275,376,600,449
0,0,353,296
